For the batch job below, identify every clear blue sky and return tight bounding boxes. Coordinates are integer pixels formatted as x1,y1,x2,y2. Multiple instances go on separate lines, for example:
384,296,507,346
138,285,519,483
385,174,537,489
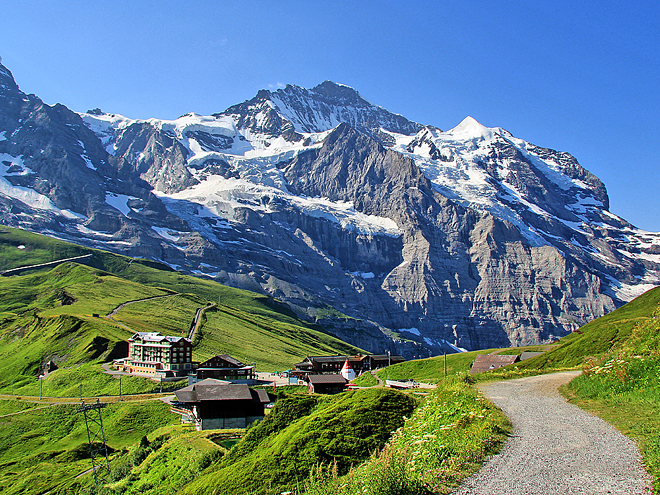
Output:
1,1,659,230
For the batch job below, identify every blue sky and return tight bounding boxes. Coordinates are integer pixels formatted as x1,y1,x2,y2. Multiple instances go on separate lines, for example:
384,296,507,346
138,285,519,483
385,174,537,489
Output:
1,0,659,230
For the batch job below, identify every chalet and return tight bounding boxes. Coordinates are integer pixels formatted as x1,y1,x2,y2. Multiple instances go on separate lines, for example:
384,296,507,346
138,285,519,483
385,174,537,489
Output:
294,354,405,375
469,354,519,374
369,354,406,369
174,378,271,430
196,354,256,383
305,374,348,394
114,332,193,377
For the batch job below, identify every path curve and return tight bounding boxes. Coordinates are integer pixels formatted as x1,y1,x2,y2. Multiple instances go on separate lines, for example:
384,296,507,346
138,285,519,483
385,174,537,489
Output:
452,371,652,495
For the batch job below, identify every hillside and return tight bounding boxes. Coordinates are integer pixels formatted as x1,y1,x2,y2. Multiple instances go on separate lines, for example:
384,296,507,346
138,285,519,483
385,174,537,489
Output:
0,224,362,398
508,286,660,372
181,389,418,495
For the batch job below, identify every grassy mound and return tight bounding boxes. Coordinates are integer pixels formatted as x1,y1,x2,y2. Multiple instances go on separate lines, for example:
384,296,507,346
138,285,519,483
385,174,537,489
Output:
305,378,511,494
351,371,378,387
181,388,418,495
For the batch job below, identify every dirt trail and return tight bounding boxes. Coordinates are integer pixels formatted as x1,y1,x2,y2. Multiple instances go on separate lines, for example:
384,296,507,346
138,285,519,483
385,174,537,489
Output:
452,371,652,495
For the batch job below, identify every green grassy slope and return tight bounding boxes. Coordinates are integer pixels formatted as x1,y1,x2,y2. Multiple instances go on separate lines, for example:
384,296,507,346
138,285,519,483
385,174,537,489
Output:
0,225,368,494
375,345,556,384
0,399,178,495
0,225,361,395
181,388,418,495
507,286,660,373
305,378,511,495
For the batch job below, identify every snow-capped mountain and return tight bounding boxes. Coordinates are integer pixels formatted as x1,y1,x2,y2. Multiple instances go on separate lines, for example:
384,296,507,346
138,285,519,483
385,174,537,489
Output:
1,61,658,354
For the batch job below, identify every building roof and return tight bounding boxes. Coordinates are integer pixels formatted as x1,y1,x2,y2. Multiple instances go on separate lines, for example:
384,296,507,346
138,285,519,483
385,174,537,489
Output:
470,354,519,374
302,355,376,365
304,355,350,364
128,332,190,345
175,379,256,402
370,354,405,361
520,351,544,361
198,354,246,368
307,374,348,385
254,389,270,403
218,354,245,366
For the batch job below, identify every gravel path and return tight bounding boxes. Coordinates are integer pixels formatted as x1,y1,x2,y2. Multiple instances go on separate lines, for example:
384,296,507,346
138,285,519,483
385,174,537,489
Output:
452,371,652,495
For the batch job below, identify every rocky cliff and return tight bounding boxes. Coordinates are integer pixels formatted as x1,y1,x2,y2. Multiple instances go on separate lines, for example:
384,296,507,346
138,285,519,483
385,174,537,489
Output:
1,62,658,354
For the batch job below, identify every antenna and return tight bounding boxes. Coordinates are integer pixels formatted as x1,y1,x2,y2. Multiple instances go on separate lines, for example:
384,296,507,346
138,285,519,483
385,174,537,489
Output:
77,399,111,486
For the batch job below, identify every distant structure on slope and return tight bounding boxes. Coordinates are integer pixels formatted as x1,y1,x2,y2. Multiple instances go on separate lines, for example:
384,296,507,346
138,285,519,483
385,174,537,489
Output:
293,354,405,376
469,354,519,374
113,332,193,377
340,358,356,381
194,354,256,383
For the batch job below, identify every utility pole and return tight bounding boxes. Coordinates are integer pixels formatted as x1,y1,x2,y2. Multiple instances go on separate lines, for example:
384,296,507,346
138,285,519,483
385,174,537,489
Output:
444,351,447,378
39,375,43,400
119,375,122,401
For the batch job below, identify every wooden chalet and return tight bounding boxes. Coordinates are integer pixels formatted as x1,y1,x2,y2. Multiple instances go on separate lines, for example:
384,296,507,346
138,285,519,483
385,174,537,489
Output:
196,354,256,382
305,374,348,394
469,354,519,374
294,354,405,375
174,378,271,430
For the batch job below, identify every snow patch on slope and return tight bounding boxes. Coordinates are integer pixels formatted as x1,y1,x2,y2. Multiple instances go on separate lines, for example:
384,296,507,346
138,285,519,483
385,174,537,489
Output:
105,193,138,217
155,174,401,237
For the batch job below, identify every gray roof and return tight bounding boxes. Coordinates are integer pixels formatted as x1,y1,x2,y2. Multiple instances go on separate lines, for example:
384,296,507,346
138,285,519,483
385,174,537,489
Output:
307,374,348,385
520,351,544,361
175,378,253,402
305,355,349,363
129,332,190,345
470,354,520,374
254,389,271,404
198,354,246,368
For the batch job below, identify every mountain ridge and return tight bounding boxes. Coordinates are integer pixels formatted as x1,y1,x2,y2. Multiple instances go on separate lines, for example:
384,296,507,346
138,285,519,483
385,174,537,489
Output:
1,60,658,353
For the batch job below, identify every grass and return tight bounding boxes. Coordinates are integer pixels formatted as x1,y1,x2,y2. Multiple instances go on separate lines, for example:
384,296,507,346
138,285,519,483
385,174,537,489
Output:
83,426,226,495
0,399,179,495
0,225,367,493
304,377,511,494
180,388,418,495
376,345,556,384
351,371,378,387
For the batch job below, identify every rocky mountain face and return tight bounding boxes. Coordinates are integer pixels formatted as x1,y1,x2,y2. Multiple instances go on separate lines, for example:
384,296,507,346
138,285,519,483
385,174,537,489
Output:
1,62,659,355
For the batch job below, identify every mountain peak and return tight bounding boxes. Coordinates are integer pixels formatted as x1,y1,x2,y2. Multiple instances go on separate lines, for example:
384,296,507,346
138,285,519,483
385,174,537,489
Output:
219,81,422,137
310,81,362,104
445,116,497,140
0,62,20,93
